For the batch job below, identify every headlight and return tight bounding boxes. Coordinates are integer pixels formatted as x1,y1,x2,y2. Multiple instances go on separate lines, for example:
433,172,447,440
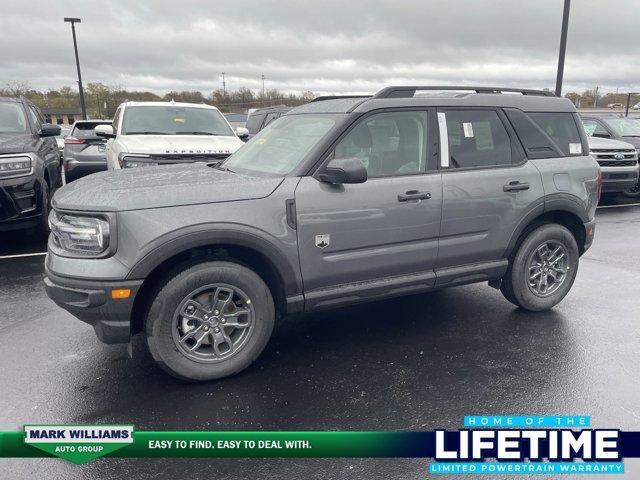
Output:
0,155,32,179
120,154,158,168
49,210,110,256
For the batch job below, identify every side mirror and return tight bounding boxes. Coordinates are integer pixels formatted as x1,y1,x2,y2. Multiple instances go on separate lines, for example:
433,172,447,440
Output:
318,157,367,184
95,124,115,138
593,132,611,139
235,127,249,141
39,123,61,137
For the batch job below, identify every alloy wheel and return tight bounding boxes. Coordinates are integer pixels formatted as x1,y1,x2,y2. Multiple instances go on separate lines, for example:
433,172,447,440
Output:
172,284,255,363
527,241,570,297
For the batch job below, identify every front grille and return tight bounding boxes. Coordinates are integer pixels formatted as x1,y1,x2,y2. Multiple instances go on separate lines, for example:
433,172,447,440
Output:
603,172,636,180
149,153,231,164
597,160,638,167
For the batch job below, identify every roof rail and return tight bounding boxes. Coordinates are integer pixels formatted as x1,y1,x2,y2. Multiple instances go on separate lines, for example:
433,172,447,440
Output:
372,86,556,99
310,95,372,103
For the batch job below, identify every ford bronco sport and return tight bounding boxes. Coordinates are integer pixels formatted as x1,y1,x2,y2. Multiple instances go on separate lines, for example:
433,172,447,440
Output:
44,86,600,381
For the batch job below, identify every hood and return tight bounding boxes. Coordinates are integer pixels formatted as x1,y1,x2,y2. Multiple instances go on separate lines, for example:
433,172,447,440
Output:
587,136,636,150
0,133,35,154
618,136,640,149
119,134,243,155
52,163,283,212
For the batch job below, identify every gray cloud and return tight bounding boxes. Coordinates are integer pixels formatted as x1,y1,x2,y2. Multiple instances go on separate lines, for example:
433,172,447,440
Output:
1,0,639,95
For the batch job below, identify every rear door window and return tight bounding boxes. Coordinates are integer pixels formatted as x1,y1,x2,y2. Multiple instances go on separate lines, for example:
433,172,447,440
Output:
528,112,583,156
246,113,265,134
442,109,512,169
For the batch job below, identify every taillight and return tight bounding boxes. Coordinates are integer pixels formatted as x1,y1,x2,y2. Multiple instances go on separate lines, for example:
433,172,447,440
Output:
596,168,602,200
64,137,85,144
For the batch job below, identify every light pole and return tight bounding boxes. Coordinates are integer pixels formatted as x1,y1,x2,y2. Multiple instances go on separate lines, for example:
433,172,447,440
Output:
261,74,265,98
554,0,571,97
221,72,226,97
64,17,87,119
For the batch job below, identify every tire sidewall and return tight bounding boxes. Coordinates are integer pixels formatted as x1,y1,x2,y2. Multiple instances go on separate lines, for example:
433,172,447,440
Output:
146,261,274,381
511,224,579,311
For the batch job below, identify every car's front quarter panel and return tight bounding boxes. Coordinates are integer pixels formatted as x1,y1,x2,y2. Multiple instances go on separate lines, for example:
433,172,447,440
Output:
46,177,303,294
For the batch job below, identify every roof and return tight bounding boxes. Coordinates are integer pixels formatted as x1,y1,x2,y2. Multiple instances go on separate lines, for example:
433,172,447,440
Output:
288,86,576,115
120,101,221,110
250,105,291,114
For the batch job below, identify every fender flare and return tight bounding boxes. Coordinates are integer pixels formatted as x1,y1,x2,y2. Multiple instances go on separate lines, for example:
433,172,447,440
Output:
126,224,302,298
503,194,589,258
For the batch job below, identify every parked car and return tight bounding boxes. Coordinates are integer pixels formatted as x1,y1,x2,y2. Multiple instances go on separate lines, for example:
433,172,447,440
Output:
62,120,112,182
586,136,638,194
632,103,640,110
245,105,291,139
46,86,599,381
580,114,640,196
0,97,61,236
94,101,247,170
55,126,71,158
607,103,623,109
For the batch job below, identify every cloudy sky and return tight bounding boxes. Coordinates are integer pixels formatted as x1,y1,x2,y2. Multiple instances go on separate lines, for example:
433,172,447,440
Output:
1,0,639,96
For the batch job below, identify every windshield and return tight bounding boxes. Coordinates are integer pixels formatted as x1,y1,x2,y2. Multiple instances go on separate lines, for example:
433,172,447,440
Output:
603,117,640,137
121,106,234,136
0,102,28,134
223,114,339,175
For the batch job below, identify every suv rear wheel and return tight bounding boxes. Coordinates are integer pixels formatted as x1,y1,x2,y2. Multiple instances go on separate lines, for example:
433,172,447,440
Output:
501,224,579,311
145,261,275,381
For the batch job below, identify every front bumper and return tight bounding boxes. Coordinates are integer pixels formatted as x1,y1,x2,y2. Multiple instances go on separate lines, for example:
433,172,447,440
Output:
600,165,639,193
0,174,43,231
44,269,142,344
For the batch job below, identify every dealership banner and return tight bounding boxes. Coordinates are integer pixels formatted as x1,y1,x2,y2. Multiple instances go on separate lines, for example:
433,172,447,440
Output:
1,416,640,473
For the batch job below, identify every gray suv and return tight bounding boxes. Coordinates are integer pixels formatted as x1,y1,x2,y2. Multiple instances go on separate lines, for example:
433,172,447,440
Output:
44,86,600,381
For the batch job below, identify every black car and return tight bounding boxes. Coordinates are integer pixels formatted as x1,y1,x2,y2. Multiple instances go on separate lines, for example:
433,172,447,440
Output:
0,97,62,235
245,105,291,139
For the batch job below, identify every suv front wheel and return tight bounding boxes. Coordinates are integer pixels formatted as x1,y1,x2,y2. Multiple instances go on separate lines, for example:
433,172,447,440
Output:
501,224,579,311
146,261,275,381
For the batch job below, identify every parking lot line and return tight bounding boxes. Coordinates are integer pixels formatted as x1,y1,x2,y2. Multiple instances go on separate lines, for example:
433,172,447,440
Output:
597,203,640,209
0,252,47,260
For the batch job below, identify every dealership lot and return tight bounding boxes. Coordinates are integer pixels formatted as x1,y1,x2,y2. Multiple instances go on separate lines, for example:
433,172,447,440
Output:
1,200,639,479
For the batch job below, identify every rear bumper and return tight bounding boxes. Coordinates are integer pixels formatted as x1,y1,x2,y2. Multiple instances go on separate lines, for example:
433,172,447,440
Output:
44,269,142,344
64,159,107,181
583,218,596,253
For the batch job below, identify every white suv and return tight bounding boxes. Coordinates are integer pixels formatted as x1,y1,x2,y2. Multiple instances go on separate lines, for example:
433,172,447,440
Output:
95,101,247,169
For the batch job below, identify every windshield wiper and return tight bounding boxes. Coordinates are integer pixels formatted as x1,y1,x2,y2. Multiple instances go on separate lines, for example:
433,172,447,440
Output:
126,131,168,135
211,163,235,173
177,131,223,136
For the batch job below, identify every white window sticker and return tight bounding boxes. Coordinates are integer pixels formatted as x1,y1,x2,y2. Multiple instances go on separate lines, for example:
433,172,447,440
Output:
569,143,582,155
463,122,474,138
437,112,449,167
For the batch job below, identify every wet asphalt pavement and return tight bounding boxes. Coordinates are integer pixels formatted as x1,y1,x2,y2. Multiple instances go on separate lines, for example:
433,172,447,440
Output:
1,198,639,479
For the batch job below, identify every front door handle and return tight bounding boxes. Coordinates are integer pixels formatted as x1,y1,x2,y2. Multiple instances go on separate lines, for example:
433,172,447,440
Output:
503,181,530,192
398,190,431,202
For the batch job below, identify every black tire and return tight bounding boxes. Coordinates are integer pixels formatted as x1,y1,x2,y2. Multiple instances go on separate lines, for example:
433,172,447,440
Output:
145,261,275,381
501,223,579,311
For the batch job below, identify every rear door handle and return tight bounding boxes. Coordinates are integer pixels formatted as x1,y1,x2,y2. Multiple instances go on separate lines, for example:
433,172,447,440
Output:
398,190,431,202
503,181,530,192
